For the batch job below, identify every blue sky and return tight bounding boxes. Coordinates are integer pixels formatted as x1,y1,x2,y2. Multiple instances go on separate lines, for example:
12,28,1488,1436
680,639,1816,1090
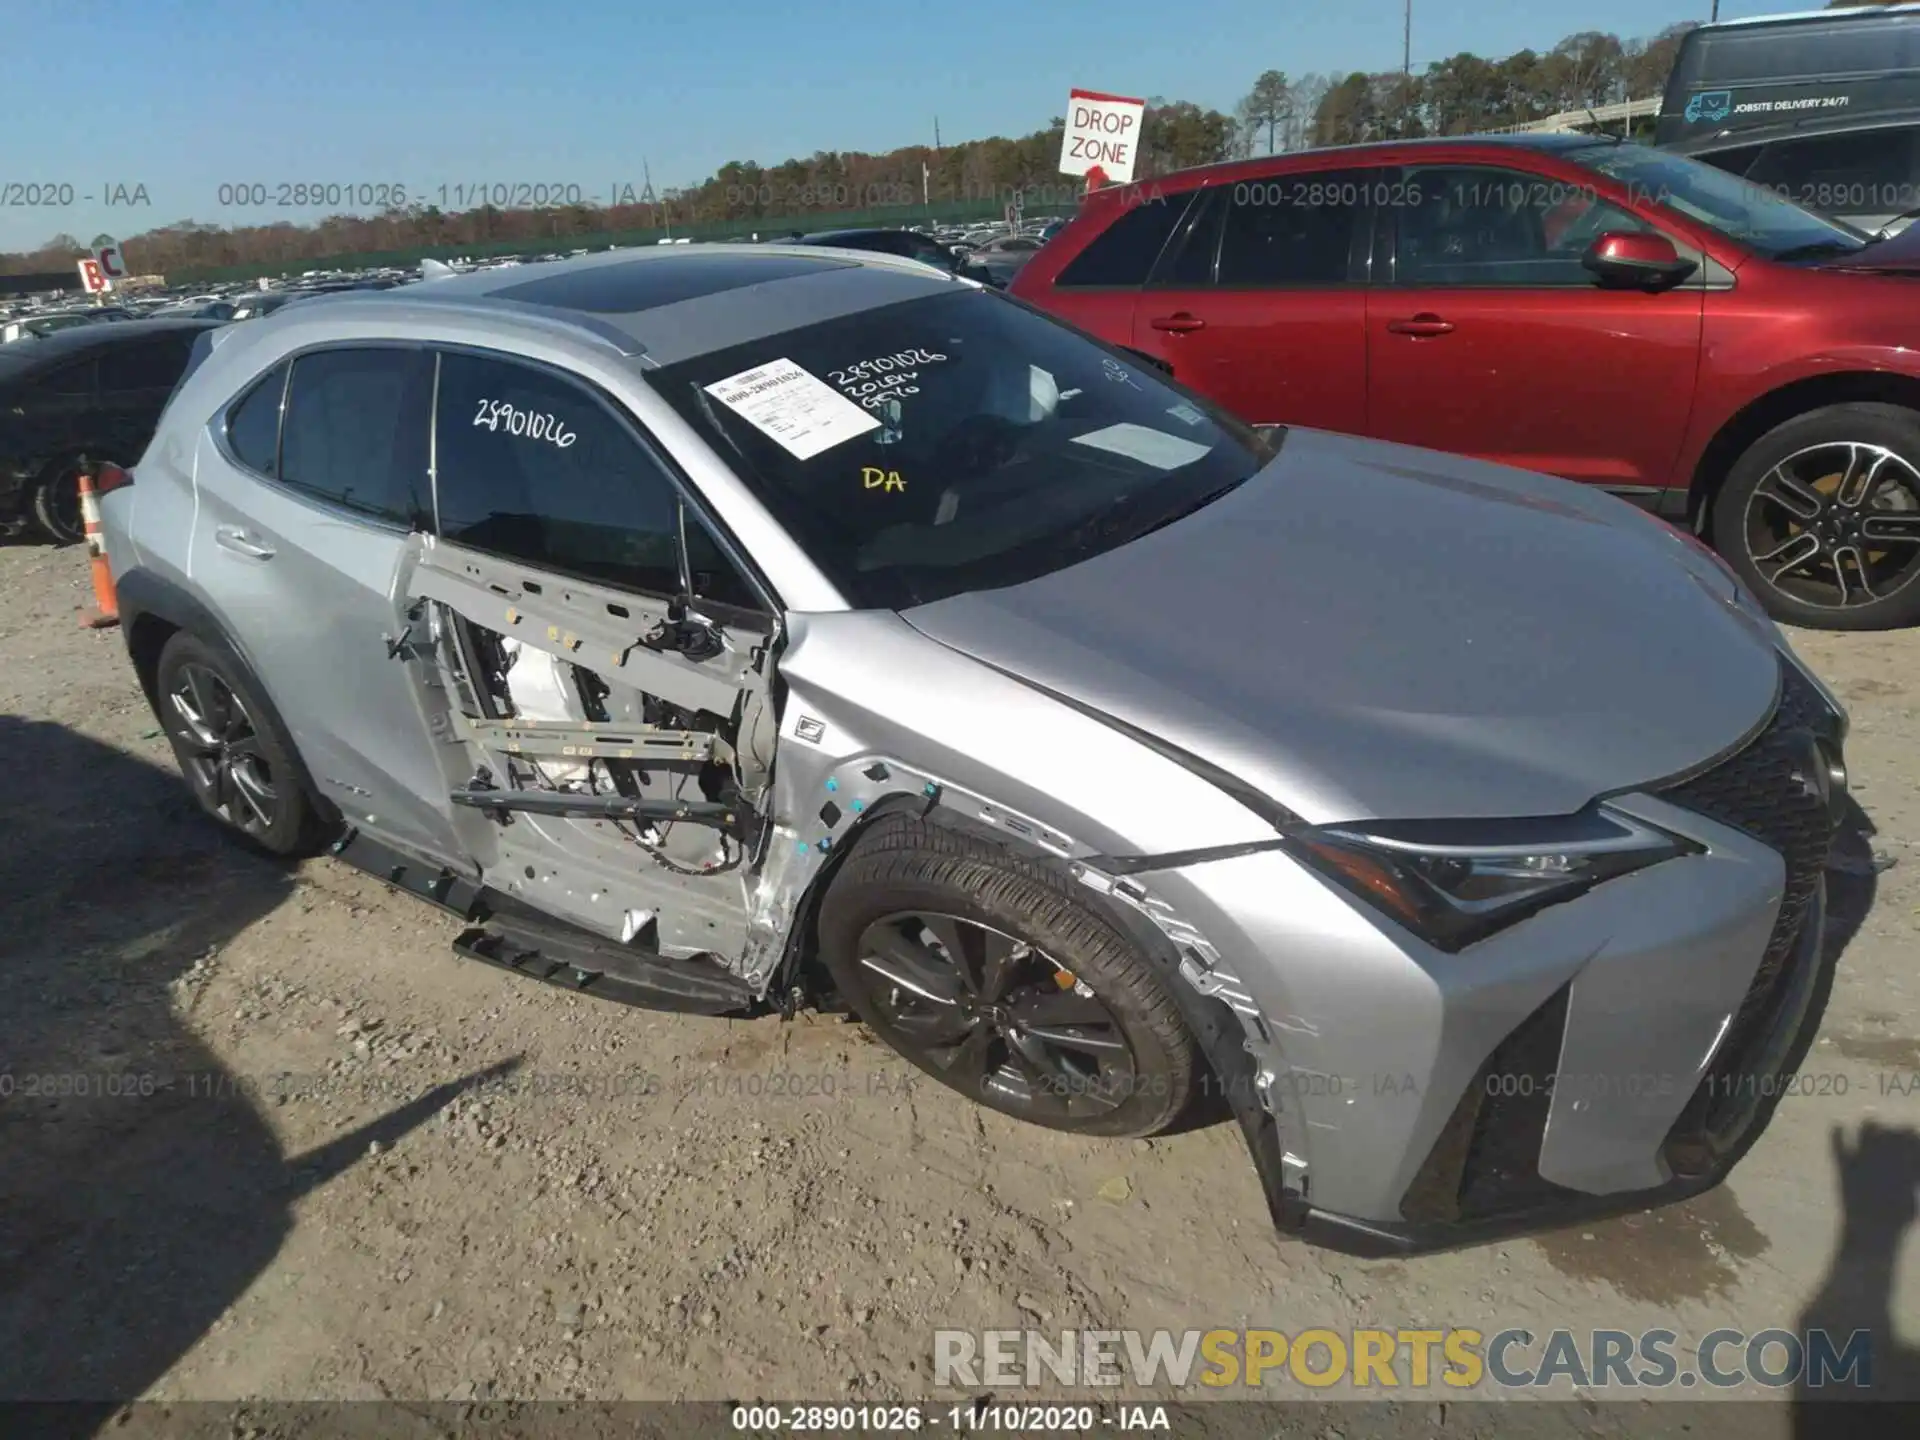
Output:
2,0,1790,252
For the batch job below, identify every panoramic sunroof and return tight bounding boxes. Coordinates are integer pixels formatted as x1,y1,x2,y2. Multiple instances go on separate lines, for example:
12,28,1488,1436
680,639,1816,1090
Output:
494,252,853,314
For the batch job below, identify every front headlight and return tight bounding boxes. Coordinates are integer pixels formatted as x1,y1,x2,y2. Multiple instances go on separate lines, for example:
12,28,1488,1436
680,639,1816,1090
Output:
1287,805,1700,953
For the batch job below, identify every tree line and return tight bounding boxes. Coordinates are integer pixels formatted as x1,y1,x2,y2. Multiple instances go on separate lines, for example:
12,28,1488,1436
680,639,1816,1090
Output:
3,22,1694,279
1238,24,1697,154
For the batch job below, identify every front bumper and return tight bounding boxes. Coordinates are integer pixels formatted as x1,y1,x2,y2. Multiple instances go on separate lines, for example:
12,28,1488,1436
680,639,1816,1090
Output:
1147,655,1845,1255
1295,871,1828,1256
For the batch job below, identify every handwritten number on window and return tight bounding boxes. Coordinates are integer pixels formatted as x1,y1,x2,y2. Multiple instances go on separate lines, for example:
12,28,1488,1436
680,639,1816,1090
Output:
472,398,577,449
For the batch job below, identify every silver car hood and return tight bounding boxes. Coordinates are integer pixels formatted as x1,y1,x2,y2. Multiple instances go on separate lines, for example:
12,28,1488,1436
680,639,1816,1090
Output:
901,429,1782,826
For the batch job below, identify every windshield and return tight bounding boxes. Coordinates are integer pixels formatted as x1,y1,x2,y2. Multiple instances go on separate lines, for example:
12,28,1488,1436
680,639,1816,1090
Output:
650,287,1272,610
1577,142,1868,260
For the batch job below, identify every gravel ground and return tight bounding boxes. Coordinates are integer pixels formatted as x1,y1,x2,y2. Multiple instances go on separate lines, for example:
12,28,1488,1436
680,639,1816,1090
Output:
2,538,1918,1435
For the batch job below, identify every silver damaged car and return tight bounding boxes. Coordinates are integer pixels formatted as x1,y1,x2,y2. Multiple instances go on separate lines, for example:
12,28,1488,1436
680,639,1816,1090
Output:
103,246,1852,1254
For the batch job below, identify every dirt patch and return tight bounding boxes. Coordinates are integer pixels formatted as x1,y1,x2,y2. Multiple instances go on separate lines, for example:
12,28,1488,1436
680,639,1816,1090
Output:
1530,1187,1770,1304
1830,1031,1920,1071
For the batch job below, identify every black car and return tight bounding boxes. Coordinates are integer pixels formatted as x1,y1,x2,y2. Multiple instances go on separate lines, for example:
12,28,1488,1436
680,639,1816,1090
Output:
1656,5,1920,235
782,227,962,272
2,308,139,344
0,318,224,543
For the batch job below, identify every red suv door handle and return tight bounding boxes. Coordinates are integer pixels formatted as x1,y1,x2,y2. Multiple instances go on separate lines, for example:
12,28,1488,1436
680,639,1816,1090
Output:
1149,312,1206,333
1387,314,1455,337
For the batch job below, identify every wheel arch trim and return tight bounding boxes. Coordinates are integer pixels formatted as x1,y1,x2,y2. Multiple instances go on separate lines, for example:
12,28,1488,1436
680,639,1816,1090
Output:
116,568,335,821
1684,366,1920,529
760,772,1309,1231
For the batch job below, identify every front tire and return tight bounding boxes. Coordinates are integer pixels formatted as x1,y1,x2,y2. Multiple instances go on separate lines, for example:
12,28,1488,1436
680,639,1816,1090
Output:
816,813,1200,1138
154,631,322,857
1711,403,1920,630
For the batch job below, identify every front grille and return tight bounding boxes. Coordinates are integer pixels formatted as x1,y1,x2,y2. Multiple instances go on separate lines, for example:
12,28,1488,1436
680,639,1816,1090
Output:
1658,659,1838,1105
1400,986,1578,1224
1458,986,1579,1219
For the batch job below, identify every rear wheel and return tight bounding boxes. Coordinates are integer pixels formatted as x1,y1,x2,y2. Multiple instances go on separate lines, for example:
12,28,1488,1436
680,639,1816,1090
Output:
154,631,321,857
816,813,1199,1138
1712,403,1920,630
28,456,91,545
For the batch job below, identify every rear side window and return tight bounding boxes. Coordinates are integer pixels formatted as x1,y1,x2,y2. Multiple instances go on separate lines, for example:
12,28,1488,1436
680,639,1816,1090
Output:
98,333,197,392
279,347,434,525
1216,172,1370,286
226,362,287,476
1155,192,1225,286
432,351,684,595
1053,195,1191,287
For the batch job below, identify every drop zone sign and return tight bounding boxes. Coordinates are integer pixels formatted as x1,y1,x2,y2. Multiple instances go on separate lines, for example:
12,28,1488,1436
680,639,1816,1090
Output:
1059,88,1146,187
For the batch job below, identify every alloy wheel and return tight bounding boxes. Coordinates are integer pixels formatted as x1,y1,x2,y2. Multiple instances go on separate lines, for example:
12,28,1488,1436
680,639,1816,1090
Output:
167,662,281,838
853,911,1137,1120
1742,441,1920,610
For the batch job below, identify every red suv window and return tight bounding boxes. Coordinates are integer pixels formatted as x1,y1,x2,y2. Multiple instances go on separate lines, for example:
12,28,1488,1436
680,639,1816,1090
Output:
1052,194,1195,288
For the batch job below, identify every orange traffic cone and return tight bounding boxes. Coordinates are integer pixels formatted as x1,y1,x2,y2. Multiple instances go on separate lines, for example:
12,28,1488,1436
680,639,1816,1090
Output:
78,466,120,630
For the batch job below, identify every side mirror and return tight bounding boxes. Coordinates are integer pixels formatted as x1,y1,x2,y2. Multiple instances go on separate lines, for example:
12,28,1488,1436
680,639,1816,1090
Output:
1582,231,1697,291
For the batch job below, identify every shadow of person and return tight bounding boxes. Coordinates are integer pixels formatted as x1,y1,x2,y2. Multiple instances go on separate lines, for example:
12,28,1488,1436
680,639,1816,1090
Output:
1792,796,1917,1434
1793,1122,1920,1434
0,716,517,1429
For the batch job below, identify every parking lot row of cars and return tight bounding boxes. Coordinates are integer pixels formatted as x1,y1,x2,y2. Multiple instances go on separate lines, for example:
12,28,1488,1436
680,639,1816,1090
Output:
0,220,1064,544
0,257,539,343
0,214,1062,348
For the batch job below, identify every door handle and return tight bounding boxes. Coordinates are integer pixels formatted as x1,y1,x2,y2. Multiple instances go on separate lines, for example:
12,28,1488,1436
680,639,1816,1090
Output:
1386,314,1455,337
1148,312,1207,333
213,524,275,560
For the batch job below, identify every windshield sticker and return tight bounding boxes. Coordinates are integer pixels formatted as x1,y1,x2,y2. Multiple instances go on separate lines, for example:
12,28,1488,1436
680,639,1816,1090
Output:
1166,401,1206,428
1070,423,1212,471
861,466,907,493
472,399,578,449
705,358,880,460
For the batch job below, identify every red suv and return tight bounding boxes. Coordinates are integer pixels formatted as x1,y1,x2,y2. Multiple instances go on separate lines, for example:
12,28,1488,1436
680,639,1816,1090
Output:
1012,134,1920,630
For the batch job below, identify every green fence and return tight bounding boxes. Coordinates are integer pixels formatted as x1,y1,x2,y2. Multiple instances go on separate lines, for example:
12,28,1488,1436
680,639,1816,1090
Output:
171,196,1077,285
